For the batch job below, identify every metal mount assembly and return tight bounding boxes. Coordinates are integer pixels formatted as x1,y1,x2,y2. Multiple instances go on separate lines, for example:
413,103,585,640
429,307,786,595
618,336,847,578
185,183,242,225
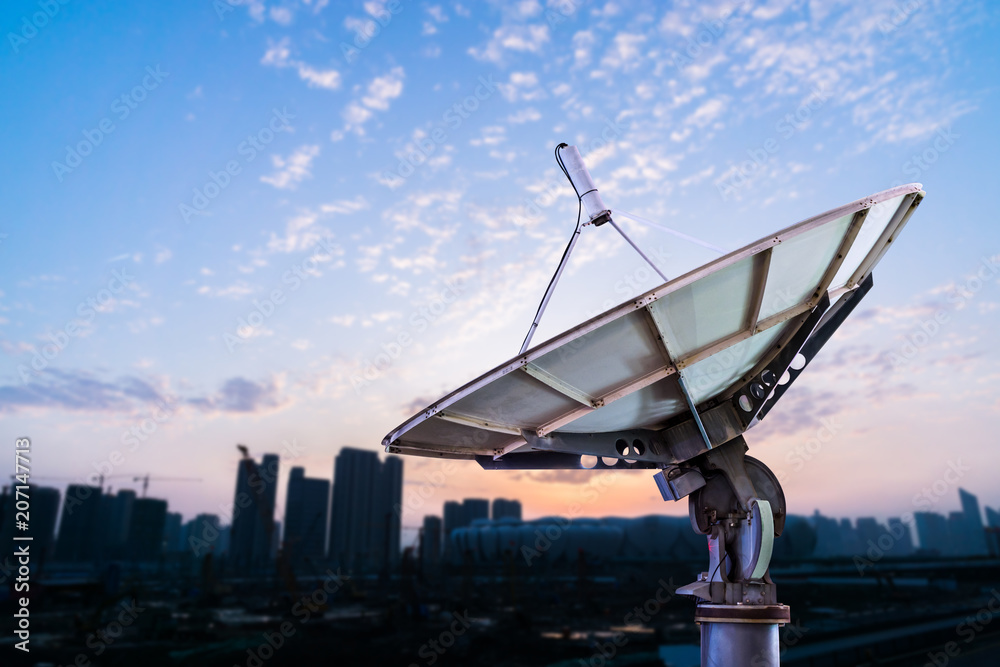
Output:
657,436,790,665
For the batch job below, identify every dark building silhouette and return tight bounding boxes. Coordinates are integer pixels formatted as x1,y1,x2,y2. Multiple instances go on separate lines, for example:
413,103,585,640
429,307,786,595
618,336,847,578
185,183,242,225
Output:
811,512,846,557
915,511,949,555
442,498,491,558
54,485,103,562
328,448,403,572
283,467,330,564
958,488,988,556
31,486,61,561
127,498,168,561
855,517,882,550
229,453,279,571
464,498,489,523
164,512,183,552
986,506,1000,556
102,489,136,558
443,501,464,541
492,498,522,521
185,513,223,556
887,517,915,556
421,515,443,570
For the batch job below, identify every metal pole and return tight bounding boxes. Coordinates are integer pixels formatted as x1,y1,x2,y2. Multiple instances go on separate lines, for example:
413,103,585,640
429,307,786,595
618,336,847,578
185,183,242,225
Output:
702,621,780,666
607,218,670,283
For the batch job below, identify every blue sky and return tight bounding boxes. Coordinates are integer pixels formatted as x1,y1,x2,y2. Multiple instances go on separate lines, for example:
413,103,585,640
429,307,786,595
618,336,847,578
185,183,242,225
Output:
2,0,999,537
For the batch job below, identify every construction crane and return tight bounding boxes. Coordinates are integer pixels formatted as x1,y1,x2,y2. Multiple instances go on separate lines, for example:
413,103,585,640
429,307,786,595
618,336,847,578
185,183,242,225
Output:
133,474,202,498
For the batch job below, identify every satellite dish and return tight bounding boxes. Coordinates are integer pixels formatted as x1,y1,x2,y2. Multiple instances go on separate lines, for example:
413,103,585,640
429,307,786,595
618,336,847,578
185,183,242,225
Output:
382,143,925,665
383,181,924,466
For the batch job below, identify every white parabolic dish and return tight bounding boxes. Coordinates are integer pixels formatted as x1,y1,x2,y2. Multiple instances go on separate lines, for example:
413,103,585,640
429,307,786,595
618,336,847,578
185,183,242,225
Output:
382,185,926,466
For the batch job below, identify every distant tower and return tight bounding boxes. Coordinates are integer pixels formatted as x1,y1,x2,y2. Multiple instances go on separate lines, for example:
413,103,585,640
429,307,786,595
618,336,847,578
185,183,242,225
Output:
54,485,103,562
985,507,1000,556
328,448,403,572
947,512,970,556
105,489,136,557
810,511,844,557
284,467,330,564
887,517,914,556
854,517,882,550
914,512,949,555
127,498,168,561
463,498,489,523
229,453,280,571
421,515,443,570
492,498,522,521
31,487,61,562
164,512,183,553
958,488,989,556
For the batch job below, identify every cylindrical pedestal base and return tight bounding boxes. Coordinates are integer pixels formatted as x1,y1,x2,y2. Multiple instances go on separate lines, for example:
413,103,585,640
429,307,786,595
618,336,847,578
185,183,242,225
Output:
697,604,790,667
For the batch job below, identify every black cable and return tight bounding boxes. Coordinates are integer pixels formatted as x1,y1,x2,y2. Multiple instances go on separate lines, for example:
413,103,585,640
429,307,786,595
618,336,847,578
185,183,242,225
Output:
518,144,584,355
709,548,730,584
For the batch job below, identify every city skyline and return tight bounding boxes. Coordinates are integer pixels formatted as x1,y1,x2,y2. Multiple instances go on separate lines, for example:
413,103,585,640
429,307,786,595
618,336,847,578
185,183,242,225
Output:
7,460,997,566
1,1,999,534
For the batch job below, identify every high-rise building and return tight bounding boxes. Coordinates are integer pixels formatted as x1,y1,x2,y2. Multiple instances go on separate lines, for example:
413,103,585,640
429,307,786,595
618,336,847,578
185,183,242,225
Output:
54,485,103,562
229,453,280,571
127,498,168,561
102,489,136,558
492,498,522,521
184,514,223,557
164,512,183,553
328,448,403,572
887,517,915,556
855,517,883,551
31,486,61,562
958,488,989,556
985,507,1000,556
810,512,844,557
464,499,490,523
838,518,861,555
948,511,970,556
914,512,949,555
421,515,443,569
284,467,330,564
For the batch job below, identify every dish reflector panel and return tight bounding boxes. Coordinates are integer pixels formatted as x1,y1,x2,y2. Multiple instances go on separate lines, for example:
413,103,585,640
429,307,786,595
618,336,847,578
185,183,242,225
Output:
383,185,925,464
